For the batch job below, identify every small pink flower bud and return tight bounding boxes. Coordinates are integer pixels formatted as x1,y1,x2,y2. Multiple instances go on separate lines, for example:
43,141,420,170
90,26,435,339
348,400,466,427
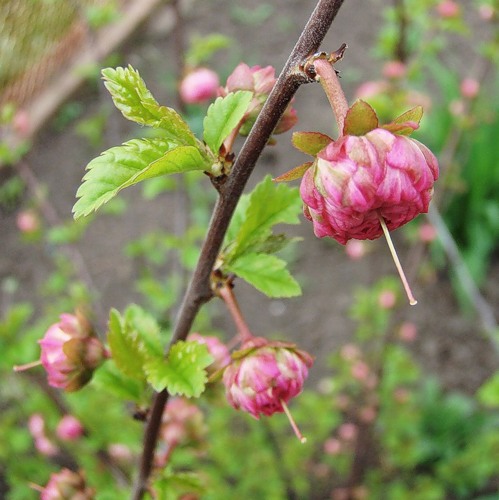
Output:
28,413,46,438
179,67,220,104
382,61,407,80
160,397,205,447
418,223,437,242
394,387,410,403
378,289,397,309
219,63,297,136
345,239,367,260
222,337,314,419
479,5,495,20
35,436,59,457
359,406,377,423
324,437,342,455
16,209,40,234
38,312,106,392
351,361,370,381
449,99,466,116
13,109,31,137
40,469,94,500
460,78,480,99
187,333,231,372
338,422,358,441
437,0,460,17
300,128,439,244
398,321,418,342
340,343,360,361
107,443,133,463
355,81,390,100
56,415,84,441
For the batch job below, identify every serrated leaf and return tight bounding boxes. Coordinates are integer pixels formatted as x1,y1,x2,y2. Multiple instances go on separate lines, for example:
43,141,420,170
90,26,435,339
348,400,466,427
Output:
102,66,196,144
203,91,253,153
292,131,333,156
225,175,301,262
107,309,148,380
343,99,379,136
144,341,213,397
273,162,313,182
91,360,145,402
73,138,208,219
226,253,301,298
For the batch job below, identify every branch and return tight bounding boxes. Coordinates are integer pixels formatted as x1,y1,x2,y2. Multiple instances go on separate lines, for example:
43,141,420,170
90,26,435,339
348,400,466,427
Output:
131,0,346,497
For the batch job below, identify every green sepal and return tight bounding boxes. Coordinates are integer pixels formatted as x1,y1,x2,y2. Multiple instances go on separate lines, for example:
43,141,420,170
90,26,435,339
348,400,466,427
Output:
225,252,301,298
102,65,196,144
73,138,208,219
382,106,423,136
292,131,333,156
203,91,253,154
343,99,379,136
144,341,213,397
273,162,313,183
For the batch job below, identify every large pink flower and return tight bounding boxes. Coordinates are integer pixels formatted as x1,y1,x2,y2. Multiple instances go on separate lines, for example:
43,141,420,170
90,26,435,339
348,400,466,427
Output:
38,313,106,392
300,127,438,244
223,337,313,419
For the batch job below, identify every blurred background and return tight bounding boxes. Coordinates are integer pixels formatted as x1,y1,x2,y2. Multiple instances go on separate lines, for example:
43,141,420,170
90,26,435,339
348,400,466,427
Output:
1,0,498,498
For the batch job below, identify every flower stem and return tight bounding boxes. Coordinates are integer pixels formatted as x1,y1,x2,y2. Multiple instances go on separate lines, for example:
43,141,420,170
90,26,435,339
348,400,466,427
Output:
313,56,349,135
378,215,417,305
281,399,307,443
13,360,42,372
217,284,254,342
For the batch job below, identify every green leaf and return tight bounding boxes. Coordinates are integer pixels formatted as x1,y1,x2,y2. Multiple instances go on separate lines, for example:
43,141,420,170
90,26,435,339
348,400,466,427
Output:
144,341,213,397
343,99,379,136
478,371,499,408
392,105,423,126
203,91,253,153
73,138,208,219
225,175,301,262
273,162,313,183
292,131,333,156
185,34,231,67
107,306,164,381
91,360,145,402
225,253,301,298
107,309,148,380
247,234,302,255
102,66,196,144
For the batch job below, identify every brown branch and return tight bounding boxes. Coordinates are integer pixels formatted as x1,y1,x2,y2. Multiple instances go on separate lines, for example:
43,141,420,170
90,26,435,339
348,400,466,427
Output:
130,0,346,498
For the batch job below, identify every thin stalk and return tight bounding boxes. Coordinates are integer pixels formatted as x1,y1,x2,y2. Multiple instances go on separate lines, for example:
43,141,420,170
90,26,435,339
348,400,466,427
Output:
314,57,349,135
378,215,417,305
217,284,253,343
131,1,346,498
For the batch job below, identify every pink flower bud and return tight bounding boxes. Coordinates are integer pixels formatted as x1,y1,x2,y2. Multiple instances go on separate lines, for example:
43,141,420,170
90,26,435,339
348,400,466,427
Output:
398,321,418,342
378,289,397,309
479,5,495,21
38,312,106,392
40,469,94,500
300,127,439,244
359,406,377,423
355,81,390,100
437,0,460,17
345,239,367,260
107,443,133,463
222,337,314,419
382,61,407,79
418,223,437,242
460,78,480,99
324,437,342,455
35,436,59,457
160,397,205,447
56,415,84,441
340,343,360,361
338,422,358,441
219,63,297,136
13,109,31,137
351,361,370,381
16,209,40,234
187,333,231,372
179,67,219,104
28,413,46,438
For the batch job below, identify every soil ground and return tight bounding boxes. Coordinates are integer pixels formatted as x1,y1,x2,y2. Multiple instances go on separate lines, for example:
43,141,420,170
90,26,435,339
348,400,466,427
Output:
1,0,498,398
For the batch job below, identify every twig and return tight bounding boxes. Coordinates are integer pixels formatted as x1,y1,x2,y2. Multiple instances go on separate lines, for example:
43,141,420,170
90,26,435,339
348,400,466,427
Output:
130,1,346,498
426,205,498,342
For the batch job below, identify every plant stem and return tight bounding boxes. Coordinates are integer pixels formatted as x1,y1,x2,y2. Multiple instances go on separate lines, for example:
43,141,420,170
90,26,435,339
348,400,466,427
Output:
217,284,253,342
313,57,349,135
378,215,417,305
130,1,346,498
